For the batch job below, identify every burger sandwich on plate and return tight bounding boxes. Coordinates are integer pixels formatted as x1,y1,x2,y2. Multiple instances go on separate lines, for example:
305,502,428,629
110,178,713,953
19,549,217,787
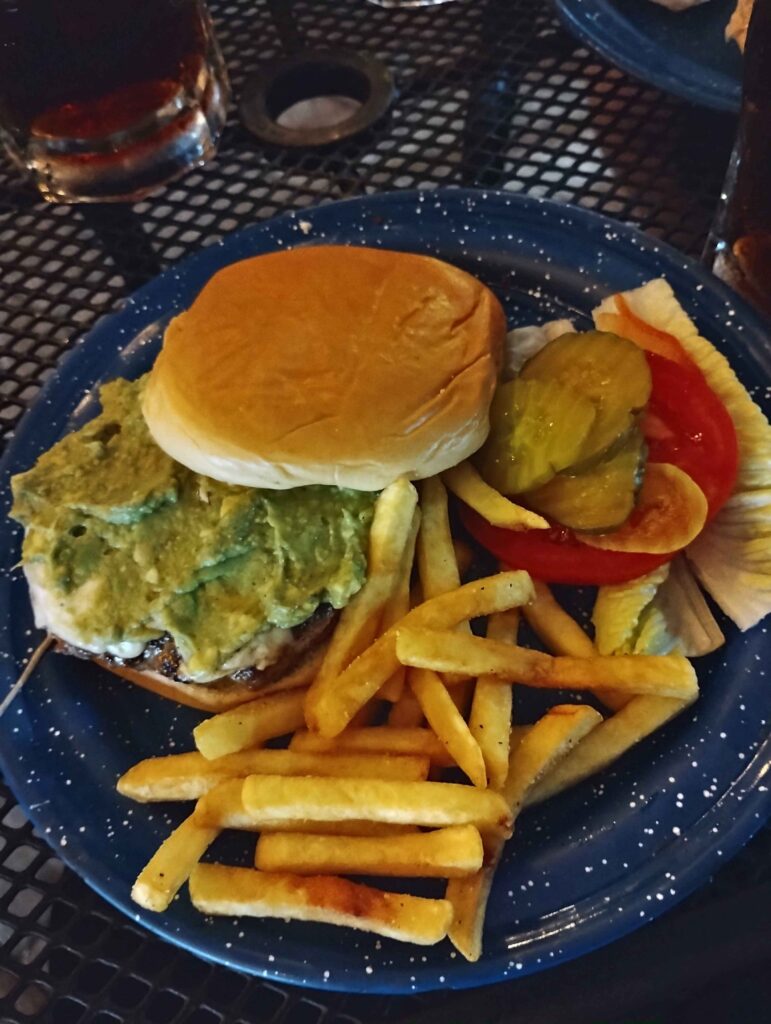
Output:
9,246,505,711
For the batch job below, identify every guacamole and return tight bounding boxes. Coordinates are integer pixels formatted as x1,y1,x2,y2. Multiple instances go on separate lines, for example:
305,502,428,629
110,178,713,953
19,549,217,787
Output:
11,378,376,681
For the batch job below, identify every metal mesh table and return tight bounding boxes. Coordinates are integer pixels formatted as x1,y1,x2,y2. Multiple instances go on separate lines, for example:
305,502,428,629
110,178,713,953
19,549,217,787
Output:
1,1,769,1021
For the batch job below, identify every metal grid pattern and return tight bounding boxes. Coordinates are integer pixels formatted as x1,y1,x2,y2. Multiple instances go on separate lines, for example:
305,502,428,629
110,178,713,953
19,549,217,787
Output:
0,0,767,1021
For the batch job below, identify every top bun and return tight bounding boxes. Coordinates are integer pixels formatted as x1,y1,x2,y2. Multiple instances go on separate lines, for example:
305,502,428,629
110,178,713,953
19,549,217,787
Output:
142,245,505,490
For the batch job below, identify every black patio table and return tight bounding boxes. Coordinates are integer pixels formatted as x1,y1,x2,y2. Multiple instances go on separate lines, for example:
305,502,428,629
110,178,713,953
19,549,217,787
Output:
1,2,769,1022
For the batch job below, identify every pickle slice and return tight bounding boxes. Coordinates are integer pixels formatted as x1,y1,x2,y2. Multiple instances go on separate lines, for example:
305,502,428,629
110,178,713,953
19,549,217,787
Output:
520,331,652,470
476,377,597,495
525,430,647,532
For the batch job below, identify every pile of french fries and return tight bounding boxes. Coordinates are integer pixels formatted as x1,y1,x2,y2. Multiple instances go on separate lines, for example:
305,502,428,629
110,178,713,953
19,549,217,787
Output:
119,467,698,961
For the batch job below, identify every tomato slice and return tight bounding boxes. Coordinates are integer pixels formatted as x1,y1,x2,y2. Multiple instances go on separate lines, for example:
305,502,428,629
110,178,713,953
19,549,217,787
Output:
461,506,671,585
643,353,738,520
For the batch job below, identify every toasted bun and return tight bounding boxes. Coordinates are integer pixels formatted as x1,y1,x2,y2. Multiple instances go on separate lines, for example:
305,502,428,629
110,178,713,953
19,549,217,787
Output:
143,246,505,490
90,642,325,712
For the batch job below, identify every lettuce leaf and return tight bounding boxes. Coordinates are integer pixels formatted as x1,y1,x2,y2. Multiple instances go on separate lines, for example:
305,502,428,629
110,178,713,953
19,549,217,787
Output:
594,278,771,631
593,564,671,655
593,557,724,657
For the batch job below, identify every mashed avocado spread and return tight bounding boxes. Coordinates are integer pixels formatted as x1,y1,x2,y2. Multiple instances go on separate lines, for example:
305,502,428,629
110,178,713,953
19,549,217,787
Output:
11,378,376,681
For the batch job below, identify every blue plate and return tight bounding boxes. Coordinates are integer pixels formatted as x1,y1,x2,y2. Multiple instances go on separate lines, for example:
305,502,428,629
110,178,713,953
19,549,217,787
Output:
555,0,742,112
1,190,769,993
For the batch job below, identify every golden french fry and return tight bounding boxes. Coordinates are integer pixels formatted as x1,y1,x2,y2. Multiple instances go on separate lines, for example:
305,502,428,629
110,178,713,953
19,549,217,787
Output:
380,670,407,704
255,824,483,878
395,628,699,700
131,814,219,912
442,462,549,531
387,688,425,726
194,778,258,830
317,481,419,691
118,747,431,802
379,510,421,703
386,511,421,629
417,476,462,598
234,775,511,832
267,821,417,837
416,474,472,690
409,668,487,787
447,704,602,960
189,864,453,945
469,610,520,791
289,727,453,766
445,867,496,964
523,580,629,713
304,570,535,737
527,694,693,805
194,688,308,761
192,779,415,836
501,704,603,812
523,580,595,658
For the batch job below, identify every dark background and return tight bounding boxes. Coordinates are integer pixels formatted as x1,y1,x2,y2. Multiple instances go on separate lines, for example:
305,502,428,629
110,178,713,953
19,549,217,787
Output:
1,1,769,1021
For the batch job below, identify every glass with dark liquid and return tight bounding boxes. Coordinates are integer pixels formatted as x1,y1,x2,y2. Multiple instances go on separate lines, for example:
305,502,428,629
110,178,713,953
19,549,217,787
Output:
707,0,771,318
0,0,229,202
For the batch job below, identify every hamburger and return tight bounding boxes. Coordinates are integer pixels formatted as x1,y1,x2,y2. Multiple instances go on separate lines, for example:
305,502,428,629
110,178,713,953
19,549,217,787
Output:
10,245,505,711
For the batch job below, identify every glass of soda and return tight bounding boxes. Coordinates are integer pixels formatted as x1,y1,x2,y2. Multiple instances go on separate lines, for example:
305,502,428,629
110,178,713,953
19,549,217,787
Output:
0,0,229,203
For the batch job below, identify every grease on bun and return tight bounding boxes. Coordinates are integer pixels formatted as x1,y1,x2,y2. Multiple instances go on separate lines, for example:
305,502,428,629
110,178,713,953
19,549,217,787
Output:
143,245,506,490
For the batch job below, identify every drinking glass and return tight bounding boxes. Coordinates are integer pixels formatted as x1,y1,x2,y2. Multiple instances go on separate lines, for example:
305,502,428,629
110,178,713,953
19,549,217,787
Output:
0,0,229,203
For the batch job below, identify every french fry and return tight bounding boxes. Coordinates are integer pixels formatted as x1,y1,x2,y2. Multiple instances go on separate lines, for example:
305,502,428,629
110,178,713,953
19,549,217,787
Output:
416,475,472,693
442,461,549,530
317,480,419,689
409,668,487,787
447,704,602,961
523,580,629,712
189,864,453,945
194,778,259,830
523,580,595,658
379,510,421,703
387,687,425,727
192,779,415,836
501,704,603,812
527,695,693,805
132,814,219,912
229,775,511,832
417,476,462,598
395,628,699,700
266,821,417,837
194,688,308,761
118,747,431,802
445,868,496,965
289,727,453,767
380,671,407,706
255,825,483,878
469,610,519,790
304,570,535,737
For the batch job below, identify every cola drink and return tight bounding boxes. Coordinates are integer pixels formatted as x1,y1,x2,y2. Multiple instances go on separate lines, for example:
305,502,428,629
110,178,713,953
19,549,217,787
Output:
0,0,228,202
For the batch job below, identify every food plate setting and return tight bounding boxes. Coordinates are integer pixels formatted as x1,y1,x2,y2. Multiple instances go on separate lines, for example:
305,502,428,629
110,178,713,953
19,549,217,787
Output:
554,0,742,112
1,190,770,994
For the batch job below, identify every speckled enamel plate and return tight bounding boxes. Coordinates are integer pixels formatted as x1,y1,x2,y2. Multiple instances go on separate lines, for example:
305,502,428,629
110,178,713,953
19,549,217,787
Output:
1,190,769,994
555,0,741,113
